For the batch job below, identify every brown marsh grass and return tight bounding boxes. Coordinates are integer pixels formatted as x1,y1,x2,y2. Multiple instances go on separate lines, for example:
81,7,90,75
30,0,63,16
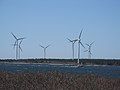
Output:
0,72,120,90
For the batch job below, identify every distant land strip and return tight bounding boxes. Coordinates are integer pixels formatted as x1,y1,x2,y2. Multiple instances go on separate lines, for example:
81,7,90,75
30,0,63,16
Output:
0,59,120,66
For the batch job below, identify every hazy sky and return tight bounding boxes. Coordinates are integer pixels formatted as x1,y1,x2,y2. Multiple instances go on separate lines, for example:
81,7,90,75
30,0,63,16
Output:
0,0,120,59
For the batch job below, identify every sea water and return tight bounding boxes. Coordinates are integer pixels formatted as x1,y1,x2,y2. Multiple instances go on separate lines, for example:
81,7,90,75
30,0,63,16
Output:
0,63,120,78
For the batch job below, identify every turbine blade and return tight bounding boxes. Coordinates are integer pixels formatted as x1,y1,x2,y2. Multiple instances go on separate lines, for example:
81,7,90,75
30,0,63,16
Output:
46,44,51,48
14,44,16,49
79,28,83,39
67,38,72,42
80,42,85,48
86,44,90,47
13,41,17,49
73,39,78,42
11,32,17,40
11,44,16,49
90,51,92,55
19,46,23,52
39,45,44,48
90,41,95,45
18,37,26,40
14,40,17,45
19,39,23,45
73,39,77,44
84,50,88,52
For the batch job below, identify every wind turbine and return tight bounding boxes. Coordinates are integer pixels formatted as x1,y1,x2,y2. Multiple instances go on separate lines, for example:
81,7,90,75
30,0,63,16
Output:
18,39,25,59
39,44,51,59
67,38,77,60
84,41,95,59
11,32,25,60
77,29,85,65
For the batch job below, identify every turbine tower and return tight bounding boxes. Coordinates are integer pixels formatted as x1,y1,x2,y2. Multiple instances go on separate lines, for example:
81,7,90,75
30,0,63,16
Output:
39,44,51,59
77,29,85,65
67,38,77,60
11,32,25,60
84,41,95,59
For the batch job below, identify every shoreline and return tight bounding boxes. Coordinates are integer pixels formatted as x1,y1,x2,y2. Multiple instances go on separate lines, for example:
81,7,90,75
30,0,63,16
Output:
0,58,120,66
0,61,115,67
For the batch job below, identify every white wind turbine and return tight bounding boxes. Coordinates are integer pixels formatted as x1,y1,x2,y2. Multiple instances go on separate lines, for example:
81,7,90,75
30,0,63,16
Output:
13,39,25,59
77,29,85,65
67,38,77,60
39,44,51,59
11,32,25,60
84,41,95,59
18,39,25,59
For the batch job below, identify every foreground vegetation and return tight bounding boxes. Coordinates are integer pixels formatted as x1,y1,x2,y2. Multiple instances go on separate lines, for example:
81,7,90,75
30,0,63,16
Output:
0,72,120,90
0,59,120,66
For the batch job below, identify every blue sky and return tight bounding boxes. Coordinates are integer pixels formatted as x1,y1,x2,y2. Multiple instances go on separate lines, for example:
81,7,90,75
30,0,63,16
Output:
0,0,120,59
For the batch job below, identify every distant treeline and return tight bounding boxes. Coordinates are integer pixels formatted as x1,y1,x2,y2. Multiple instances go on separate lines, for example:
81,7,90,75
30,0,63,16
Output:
0,59,120,66
81,59,120,66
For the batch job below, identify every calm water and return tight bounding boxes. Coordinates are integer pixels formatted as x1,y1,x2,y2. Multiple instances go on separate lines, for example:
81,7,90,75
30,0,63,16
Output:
0,63,120,78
